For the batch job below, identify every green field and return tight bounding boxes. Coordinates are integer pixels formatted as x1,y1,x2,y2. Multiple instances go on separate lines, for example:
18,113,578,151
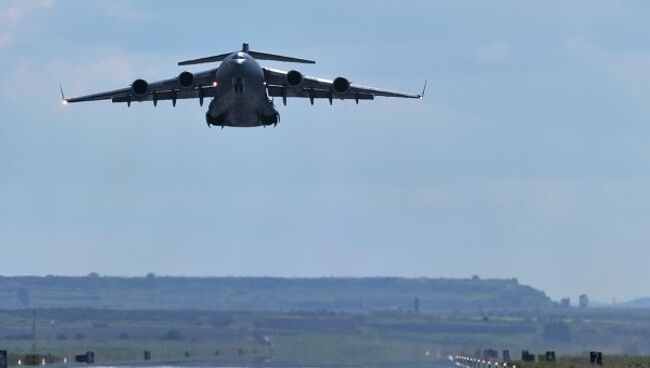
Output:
1,307,650,367
502,355,650,368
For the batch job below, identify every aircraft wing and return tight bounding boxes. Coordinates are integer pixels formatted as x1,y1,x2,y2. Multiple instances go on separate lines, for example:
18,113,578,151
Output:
263,67,423,102
63,69,218,105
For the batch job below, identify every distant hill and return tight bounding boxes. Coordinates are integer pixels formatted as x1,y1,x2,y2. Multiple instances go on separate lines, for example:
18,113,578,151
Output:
0,275,553,311
618,298,650,309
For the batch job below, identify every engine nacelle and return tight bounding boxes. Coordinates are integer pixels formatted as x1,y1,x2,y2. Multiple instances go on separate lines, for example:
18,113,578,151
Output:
286,70,304,87
177,71,195,89
332,76,350,95
131,79,149,97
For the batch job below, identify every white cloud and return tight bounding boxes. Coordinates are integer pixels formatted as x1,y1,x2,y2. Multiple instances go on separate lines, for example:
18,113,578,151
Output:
565,36,650,87
0,0,54,24
324,179,579,221
92,0,154,21
0,45,177,103
0,0,55,48
2,51,132,100
476,41,509,63
0,32,14,48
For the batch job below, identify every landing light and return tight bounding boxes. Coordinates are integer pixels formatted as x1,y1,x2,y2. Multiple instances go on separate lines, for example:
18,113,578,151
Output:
62,99,68,105
212,81,218,87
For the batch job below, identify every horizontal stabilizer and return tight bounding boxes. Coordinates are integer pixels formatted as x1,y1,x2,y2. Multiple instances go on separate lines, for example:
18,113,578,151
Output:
178,43,315,66
248,51,315,64
178,53,231,66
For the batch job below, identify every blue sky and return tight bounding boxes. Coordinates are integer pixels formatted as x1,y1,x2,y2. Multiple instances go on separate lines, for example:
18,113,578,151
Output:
1,0,650,302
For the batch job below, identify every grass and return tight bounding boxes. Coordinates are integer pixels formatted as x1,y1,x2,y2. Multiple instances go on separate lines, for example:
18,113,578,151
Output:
511,356,650,368
3,308,650,367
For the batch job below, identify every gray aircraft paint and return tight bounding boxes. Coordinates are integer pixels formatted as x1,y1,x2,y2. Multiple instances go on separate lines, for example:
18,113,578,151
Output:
207,51,278,127
62,43,423,128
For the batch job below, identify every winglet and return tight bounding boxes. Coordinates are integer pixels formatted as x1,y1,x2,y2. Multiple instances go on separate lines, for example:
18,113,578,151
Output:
59,84,68,105
420,80,427,100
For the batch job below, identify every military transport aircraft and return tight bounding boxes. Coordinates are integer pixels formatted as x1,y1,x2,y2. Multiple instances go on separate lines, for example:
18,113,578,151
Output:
61,43,425,128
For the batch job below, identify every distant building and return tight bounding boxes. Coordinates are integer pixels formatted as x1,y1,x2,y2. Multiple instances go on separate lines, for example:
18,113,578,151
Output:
579,294,589,309
413,297,420,314
74,352,94,364
546,351,556,362
521,350,535,362
560,298,570,308
590,351,602,365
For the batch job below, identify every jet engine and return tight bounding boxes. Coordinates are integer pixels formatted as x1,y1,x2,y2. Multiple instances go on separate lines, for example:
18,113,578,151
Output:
286,70,304,87
177,71,195,89
131,79,149,97
332,77,350,95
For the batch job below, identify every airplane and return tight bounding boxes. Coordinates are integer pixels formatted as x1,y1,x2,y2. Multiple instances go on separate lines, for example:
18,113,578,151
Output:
61,43,425,128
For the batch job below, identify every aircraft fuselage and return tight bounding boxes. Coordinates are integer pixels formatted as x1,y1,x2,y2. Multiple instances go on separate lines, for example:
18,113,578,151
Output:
207,52,278,127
